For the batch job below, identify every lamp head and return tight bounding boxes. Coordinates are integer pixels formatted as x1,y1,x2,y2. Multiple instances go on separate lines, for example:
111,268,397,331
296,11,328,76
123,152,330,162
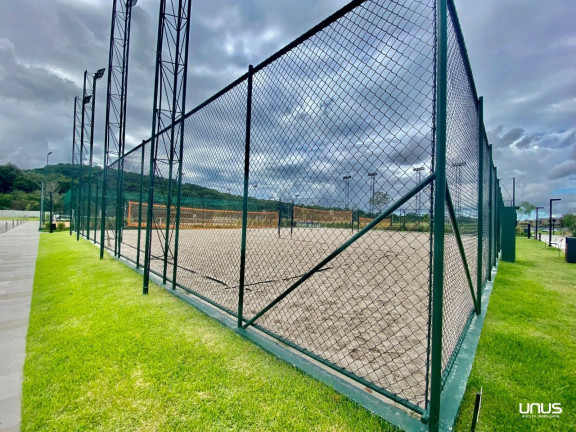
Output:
94,68,105,80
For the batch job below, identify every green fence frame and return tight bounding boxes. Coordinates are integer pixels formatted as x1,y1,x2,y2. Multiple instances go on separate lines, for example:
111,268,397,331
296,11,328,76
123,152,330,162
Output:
71,1,505,430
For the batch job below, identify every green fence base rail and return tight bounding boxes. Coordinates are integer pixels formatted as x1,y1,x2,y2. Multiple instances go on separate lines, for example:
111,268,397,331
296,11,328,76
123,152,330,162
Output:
106,246,500,432
438,259,499,430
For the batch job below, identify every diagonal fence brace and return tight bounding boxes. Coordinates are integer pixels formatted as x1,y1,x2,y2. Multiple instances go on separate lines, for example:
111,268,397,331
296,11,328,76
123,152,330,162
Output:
242,173,436,329
445,186,480,314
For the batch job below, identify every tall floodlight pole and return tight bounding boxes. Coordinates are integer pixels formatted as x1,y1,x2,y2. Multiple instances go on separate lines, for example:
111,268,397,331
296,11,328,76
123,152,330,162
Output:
72,97,79,164
46,151,53,166
343,175,352,209
535,206,544,240
72,96,82,235
143,0,193,294
100,0,138,260
86,68,105,241
413,166,425,215
549,198,560,247
452,161,466,218
368,172,377,215
77,70,91,241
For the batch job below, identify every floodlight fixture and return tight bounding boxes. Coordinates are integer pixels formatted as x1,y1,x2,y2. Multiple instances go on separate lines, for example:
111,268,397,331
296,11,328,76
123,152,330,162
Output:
95,68,106,80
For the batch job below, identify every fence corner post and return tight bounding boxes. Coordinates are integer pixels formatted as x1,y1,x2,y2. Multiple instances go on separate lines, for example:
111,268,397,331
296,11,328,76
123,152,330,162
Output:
238,64,254,327
428,0,448,430
476,96,484,314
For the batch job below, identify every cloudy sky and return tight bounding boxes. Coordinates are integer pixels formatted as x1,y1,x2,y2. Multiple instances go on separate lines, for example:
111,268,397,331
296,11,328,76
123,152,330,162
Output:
0,0,574,215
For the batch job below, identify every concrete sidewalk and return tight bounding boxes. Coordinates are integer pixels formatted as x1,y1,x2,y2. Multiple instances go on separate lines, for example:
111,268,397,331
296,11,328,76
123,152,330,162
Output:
0,222,40,432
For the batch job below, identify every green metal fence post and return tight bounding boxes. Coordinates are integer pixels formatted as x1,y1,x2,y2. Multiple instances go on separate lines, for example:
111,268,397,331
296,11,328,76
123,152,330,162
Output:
428,0,447,429
171,0,192,289
69,184,74,236
99,165,108,258
277,199,282,238
94,173,100,244
290,200,294,237
238,64,254,327
496,175,501,259
172,120,185,289
487,145,493,280
136,142,146,268
476,97,484,308
143,136,156,295
116,159,125,258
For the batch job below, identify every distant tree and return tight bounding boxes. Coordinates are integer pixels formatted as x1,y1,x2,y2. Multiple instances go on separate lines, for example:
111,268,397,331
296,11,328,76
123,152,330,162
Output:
518,201,536,220
369,191,391,213
0,163,21,193
13,176,38,193
564,212,576,236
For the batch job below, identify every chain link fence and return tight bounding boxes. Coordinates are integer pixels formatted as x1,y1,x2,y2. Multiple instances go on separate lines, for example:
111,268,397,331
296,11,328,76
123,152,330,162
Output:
69,0,505,428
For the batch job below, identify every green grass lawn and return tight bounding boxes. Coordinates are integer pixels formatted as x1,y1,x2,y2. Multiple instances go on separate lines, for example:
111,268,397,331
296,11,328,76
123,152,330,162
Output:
22,232,392,431
23,234,575,431
454,237,576,431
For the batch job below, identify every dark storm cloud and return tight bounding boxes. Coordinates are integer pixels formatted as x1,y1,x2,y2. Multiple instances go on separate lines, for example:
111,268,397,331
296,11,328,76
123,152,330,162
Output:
548,161,576,180
0,39,77,103
0,0,574,213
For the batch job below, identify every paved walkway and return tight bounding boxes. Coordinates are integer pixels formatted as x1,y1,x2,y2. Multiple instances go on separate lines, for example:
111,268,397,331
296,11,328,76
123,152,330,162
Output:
0,222,40,432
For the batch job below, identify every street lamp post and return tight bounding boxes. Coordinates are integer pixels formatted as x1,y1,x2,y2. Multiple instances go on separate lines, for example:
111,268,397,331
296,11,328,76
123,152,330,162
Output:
290,194,300,237
77,69,92,241
86,68,105,241
46,151,53,166
535,206,544,240
549,198,561,247
368,172,377,215
343,175,352,209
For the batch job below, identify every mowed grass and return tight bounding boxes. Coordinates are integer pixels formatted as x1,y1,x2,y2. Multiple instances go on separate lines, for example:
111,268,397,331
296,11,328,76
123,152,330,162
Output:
454,237,576,431
22,232,393,432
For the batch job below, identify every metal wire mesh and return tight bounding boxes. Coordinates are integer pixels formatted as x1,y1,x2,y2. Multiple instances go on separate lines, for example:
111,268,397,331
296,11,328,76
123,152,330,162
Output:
103,159,120,252
239,0,436,408
500,178,514,207
116,143,148,266
440,2,479,376
173,82,248,314
482,135,490,285
72,0,506,421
